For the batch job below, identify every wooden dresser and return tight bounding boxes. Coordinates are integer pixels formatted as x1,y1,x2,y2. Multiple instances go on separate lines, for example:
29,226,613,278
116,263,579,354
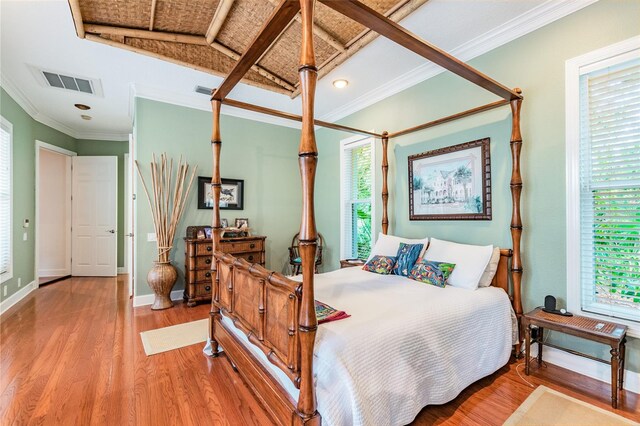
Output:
184,228,266,307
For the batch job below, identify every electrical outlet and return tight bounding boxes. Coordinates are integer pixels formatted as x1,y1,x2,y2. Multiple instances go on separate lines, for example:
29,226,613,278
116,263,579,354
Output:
147,233,157,242
3,285,6,297
18,278,21,287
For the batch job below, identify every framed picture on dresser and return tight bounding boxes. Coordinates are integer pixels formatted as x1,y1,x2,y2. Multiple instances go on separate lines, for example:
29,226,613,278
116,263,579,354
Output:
198,176,244,210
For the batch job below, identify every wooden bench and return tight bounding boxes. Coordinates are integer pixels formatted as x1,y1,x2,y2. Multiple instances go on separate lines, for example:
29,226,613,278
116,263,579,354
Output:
522,307,627,408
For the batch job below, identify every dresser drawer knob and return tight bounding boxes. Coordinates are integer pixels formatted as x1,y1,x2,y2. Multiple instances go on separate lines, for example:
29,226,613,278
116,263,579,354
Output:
248,255,254,261
206,246,212,252
205,258,211,264
205,286,211,292
205,272,211,278
250,243,255,249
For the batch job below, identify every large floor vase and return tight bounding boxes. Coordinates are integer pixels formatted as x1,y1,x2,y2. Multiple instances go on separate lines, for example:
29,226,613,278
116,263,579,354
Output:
147,262,178,310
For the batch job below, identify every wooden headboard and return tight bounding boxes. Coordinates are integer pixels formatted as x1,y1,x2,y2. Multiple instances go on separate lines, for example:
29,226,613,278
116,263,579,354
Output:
492,249,513,296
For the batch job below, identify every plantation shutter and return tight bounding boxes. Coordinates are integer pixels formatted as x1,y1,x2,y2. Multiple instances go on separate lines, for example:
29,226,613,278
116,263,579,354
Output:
341,140,373,259
579,56,640,321
0,120,11,278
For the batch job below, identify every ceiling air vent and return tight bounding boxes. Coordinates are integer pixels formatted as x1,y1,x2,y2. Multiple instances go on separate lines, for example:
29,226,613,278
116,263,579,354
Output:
195,85,213,96
28,65,104,97
43,71,94,94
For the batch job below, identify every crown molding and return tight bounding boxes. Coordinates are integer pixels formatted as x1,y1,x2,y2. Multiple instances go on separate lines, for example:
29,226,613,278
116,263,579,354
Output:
74,130,129,141
131,84,302,130
319,0,599,123
1,72,129,141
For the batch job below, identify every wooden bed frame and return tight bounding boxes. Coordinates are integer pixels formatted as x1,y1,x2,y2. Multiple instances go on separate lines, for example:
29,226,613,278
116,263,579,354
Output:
206,1,524,424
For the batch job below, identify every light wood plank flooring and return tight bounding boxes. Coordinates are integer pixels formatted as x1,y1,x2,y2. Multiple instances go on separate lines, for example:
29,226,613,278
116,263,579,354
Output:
1,276,638,425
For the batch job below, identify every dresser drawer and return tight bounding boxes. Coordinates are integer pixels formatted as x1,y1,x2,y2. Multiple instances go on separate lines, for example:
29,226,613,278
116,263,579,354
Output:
195,243,214,256
235,252,262,263
219,239,264,254
186,241,214,257
195,282,212,297
189,256,213,270
187,269,213,283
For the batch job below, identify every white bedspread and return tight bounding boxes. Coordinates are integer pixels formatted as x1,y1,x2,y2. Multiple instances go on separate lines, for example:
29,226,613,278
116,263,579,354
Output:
222,267,515,426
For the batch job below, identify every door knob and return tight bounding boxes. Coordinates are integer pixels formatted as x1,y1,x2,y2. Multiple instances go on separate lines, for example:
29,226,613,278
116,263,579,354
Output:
107,229,116,234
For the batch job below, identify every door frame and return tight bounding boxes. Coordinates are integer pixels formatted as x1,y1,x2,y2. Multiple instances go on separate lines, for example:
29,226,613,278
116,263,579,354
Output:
35,141,76,288
123,153,130,276
127,134,135,298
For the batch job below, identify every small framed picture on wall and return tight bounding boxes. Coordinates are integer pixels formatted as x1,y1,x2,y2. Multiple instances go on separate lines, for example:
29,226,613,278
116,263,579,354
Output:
198,177,244,210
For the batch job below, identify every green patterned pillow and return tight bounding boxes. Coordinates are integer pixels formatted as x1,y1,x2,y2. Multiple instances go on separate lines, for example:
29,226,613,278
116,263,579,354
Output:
409,259,456,287
362,255,397,275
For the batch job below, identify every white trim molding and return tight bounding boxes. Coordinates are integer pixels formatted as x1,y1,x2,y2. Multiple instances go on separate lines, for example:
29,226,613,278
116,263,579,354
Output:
531,345,640,394
565,35,640,338
321,0,598,123
132,289,183,307
0,281,36,315
0,116,14,284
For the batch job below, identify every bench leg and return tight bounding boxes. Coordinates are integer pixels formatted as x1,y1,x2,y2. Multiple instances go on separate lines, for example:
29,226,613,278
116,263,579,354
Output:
537,327,544,366
524,324,531,375
610,346,620,409
619,338,626,390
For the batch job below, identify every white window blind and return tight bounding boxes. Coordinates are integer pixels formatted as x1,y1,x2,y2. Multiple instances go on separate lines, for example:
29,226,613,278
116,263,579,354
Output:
579,56,640,322
340,138,374,259
0,117,12,281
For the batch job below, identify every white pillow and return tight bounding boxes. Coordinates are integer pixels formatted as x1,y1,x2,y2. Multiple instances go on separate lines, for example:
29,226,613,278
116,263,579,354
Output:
367,232,429,262
423,238,493,290
478,246,501,288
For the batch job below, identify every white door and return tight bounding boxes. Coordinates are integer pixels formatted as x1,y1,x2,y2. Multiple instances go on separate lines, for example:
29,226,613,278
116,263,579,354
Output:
72,156,118,276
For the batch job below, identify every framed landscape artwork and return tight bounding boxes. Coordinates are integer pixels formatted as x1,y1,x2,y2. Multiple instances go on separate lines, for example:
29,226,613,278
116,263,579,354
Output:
408,138,491,220
198,177,244,210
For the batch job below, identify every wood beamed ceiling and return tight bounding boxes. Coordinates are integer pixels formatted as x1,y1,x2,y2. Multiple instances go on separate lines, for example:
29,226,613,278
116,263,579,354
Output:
68,0,429,98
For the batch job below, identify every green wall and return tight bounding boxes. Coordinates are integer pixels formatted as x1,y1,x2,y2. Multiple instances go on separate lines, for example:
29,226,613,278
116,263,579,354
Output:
76,139,129,268
316,0,640,372
133,98,301,297
0,87,128,304
0,87,76,301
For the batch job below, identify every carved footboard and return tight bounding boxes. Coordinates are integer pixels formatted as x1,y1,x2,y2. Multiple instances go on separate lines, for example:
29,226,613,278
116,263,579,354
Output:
209,251,310,425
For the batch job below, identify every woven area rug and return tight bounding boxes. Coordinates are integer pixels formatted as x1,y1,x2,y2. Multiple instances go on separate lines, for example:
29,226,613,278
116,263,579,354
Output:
140,319,208,356
504,385,638,425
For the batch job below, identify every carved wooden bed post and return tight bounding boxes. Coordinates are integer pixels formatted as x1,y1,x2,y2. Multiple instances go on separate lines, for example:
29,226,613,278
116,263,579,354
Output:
381,131,389,235
297,0,320,423
208,96,223,357
510,88,524,353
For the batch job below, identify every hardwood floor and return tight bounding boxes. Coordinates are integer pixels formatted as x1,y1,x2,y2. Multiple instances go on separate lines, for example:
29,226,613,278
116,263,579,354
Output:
1,276,638,425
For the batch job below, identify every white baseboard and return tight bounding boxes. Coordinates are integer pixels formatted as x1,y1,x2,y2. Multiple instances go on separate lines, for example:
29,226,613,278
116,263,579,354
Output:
38,269,70,277
531,345,639,394
1,281,37,315
132,289,183,307
117,267,128,274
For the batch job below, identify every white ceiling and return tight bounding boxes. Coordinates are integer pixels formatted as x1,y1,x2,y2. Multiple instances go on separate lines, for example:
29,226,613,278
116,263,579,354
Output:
0,0,595,140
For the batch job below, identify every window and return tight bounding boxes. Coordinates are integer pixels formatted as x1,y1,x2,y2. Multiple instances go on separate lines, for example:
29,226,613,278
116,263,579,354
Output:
340,136,375,260
566,37,640,335
1,117,12,283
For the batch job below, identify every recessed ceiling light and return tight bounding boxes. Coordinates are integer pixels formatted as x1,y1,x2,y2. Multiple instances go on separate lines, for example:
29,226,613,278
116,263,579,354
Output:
332,79,349,89
81,115,92,120
75,103,91,110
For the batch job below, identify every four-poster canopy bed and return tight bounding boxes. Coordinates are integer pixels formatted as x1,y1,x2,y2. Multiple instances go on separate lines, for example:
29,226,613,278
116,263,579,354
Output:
205,1,523,425
70,0,523,424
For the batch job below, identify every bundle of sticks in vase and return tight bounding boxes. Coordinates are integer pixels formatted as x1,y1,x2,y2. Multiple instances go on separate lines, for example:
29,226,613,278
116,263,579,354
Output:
135,153,197,309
